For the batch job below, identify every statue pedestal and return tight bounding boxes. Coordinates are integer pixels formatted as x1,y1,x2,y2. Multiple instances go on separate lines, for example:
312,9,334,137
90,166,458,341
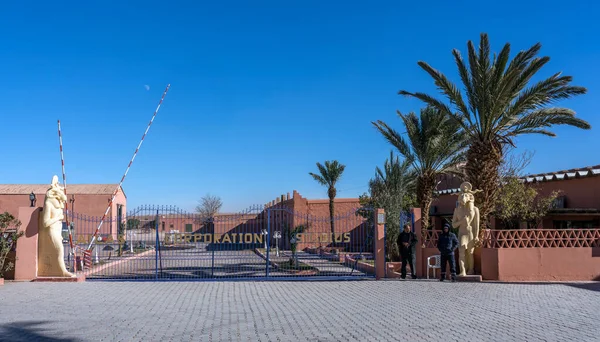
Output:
33,275,85,282
456,275,482,282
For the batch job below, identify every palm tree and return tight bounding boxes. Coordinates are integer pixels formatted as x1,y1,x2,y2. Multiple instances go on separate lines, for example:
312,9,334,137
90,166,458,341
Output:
369,151,416,261
309,160,346,246
398,33,591,227
369,151,416,214
373,106,467,231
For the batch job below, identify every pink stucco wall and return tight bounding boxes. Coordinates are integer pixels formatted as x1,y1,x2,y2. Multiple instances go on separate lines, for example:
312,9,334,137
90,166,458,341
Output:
482,247,600,281
0,188,126,238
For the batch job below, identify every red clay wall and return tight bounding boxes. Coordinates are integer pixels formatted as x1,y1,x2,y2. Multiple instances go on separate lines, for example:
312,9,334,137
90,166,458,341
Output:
1,190,126,239
0,191,126,220
434,173,600,211
286,191,365,250
534,177,600,209
481,247,600,281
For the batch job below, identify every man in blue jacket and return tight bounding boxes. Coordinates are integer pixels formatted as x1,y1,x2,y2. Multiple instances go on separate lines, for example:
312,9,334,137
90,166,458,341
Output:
437,223,459,282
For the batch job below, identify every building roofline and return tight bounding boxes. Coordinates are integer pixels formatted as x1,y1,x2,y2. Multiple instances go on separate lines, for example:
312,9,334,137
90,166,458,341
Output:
0,184,125,196
435,164,600,195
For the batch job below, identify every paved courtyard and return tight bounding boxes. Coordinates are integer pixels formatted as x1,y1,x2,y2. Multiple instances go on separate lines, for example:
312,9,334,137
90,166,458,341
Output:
1,280,599,341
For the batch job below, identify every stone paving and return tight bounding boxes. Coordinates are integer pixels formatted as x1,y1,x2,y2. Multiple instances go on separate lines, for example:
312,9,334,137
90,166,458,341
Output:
1,280,600,341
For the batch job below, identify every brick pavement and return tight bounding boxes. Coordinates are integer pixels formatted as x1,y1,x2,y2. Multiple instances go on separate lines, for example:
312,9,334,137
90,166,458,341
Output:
1,280,599,341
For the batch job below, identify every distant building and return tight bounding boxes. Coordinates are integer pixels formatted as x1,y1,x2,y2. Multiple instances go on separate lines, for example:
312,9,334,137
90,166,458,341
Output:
431,165,600,229
0,184,126,237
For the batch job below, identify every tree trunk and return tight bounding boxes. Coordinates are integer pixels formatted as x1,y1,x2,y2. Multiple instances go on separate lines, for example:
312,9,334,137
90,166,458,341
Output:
466,139,502,234
328,187,336,248
416,173,437,243
328,197,335,247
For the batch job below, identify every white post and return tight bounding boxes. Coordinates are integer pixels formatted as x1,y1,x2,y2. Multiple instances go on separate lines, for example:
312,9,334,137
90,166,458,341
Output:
94,237,100,264
129,230,134,253
261,229,268,250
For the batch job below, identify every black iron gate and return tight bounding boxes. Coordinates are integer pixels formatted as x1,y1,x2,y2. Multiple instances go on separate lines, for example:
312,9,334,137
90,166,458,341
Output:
67,204,378,281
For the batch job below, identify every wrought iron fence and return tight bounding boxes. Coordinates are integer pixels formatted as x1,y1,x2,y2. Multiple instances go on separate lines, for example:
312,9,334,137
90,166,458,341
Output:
65,204,377,281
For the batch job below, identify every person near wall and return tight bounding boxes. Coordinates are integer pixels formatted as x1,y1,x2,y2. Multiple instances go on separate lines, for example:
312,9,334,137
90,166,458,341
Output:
437,223,459,282
397,223,418,279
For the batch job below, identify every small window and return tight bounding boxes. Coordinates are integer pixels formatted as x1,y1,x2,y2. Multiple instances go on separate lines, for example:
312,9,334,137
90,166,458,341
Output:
185,224,193,232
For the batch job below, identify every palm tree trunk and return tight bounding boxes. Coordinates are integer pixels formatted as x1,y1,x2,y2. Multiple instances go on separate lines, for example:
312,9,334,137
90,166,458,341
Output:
466,139,502,233
328,196,335,247
416,173,436,239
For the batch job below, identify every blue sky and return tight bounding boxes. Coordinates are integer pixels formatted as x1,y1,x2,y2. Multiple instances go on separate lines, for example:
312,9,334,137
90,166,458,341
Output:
1,1,598,213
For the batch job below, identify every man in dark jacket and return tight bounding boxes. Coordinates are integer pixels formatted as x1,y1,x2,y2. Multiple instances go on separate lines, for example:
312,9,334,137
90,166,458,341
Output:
437,223,459,282
397,223,418,279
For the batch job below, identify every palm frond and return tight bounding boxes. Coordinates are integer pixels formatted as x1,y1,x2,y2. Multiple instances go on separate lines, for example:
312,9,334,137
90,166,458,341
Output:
309,160,346,188
506,107,591,137
372,119,416,165
452,49,477,117
402,33,589,143
309,172,327,186
374,106,466,179
416,61,470,122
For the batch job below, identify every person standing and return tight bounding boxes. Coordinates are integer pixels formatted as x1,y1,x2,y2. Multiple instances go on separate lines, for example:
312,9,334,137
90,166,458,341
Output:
437,223,458,282
397,223,418,279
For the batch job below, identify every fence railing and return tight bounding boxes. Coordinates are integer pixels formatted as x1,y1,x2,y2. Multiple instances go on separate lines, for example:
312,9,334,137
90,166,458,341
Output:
483,229,600,248
422,229,600,249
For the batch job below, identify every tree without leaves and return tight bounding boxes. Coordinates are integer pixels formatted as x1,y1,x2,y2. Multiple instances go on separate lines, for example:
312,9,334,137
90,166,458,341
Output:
499,147,535,180
309,160,346,246
372,106,467,232
398,33,590,229
195,194,223,223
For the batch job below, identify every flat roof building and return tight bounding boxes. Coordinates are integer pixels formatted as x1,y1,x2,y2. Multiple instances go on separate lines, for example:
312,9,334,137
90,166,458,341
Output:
431,164,600,229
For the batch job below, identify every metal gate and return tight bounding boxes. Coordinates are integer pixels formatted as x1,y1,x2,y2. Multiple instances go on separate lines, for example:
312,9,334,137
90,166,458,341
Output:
66,204,377,281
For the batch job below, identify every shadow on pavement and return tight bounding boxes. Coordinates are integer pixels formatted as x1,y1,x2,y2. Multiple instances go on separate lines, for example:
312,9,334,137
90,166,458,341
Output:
481,281,600,293
384,278,600,293
0,321,81,341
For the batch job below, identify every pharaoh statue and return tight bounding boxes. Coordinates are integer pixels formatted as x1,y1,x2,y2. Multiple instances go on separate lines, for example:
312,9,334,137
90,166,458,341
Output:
38,175,74,277
451,182,481,276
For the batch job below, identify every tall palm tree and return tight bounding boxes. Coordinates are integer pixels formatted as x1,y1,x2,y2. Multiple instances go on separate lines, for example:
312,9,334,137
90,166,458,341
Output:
373,106,467,230
309,160,346,246
398,33,591,227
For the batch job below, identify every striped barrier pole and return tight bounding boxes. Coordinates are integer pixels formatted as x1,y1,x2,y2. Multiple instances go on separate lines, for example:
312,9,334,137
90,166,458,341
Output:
57,120,77,272
84,84,171,267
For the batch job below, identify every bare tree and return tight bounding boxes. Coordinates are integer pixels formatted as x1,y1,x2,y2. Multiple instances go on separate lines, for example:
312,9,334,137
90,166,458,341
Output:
499,147,535,180
195,194,223,223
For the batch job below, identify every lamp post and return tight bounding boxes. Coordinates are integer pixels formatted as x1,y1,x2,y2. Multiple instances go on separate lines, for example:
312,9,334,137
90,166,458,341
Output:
261,229,268,250
273,231,281,257
29,192,36,207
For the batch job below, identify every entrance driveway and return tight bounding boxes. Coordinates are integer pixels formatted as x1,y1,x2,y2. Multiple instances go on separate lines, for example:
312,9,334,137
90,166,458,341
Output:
84,247,369,280
1,280,599,341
